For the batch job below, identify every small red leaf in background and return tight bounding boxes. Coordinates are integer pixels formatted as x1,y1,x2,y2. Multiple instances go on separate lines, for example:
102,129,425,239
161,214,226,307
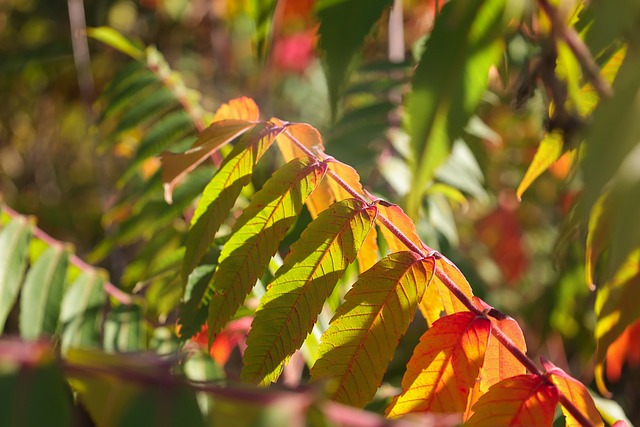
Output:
541,358,604,427
606,319,640,383
385,312,490,418
466,374,559,427
191,318,251,366
475,192,529,285
273,32,315,74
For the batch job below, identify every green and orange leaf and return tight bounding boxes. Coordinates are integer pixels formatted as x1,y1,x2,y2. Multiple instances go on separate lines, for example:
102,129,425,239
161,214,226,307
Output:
465,374,559,426
161,120,256,203
206,157,328,341
181,123,282,281
376,203,425,253
310,252,435,408
541,358,604,427
241,199,377,385
385,311,491,417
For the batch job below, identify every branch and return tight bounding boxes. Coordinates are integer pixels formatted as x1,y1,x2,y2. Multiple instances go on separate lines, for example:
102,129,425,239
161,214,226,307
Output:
536,0,612,98
274,123,595,425
1,204,134,305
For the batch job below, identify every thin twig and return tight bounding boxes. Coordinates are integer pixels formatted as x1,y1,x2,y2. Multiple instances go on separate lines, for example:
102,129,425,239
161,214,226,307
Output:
537,0,612,98
1,204,133,305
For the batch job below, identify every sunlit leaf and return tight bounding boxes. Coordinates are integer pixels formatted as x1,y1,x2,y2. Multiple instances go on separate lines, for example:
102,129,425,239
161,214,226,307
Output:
315,0,394,118
87,26,144,59
212,96,260,122
386,312,491,417
541,358,604,427
465,374,559,426
310,252,435,407
516,132,564,200
376,203,425,254
419,257,475,326
405,0,509,218
207,158,328,339
242,199,377,385
605,319,640,384
182,123,281,280
19,245,69,339
0,216,32,330
161,120,258,203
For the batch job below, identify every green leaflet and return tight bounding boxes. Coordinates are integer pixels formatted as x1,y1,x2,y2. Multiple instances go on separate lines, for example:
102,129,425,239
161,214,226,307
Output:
310,251,434,408
87,26,144,59
104,305,146,352
120,110,195,185
0,216,32,330
241,198,377,385
115,88,179,136
405,0,508,219
178,263,218,340
20,245,69,340
182,123,281,281
207,157,328,341
315,0,393,119
581,50,640,281
60,270,107,352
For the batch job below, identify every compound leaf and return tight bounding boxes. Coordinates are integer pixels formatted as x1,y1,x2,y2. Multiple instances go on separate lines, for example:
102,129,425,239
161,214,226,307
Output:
241,198,377,385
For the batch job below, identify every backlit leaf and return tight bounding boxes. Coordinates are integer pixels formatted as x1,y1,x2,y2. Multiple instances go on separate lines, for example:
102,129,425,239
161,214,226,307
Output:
386,312,491,417
212,96,260,122
594,248,640,395
242,199,377,385
465,374,559,427
405,0,509,218
178,263,217,340
541,358,604,427
419,257,475,326
274,121,334,218
182,123,281,280
315,0,393,118
19,245,69,339
207,158,328,339
605,319,640,384
516,132,564,200
376,203,425,254
87,26,144,59
310,252,435,408
161,120,258,203
0,216,32,331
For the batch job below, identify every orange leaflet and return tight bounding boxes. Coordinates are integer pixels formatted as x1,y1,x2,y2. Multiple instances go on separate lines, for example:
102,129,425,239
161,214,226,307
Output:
466,374,559,426
606,319,640,383
465,297,527,419
420,257,474,326
161,97,262,203
385,312,490,417
541,358,604,427
211,96,260,122
376,203,424,254
272,120,335,218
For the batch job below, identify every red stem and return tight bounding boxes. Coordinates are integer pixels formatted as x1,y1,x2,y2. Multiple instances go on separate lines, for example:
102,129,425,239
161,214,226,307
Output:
281,123,598,422
2,204,133,305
